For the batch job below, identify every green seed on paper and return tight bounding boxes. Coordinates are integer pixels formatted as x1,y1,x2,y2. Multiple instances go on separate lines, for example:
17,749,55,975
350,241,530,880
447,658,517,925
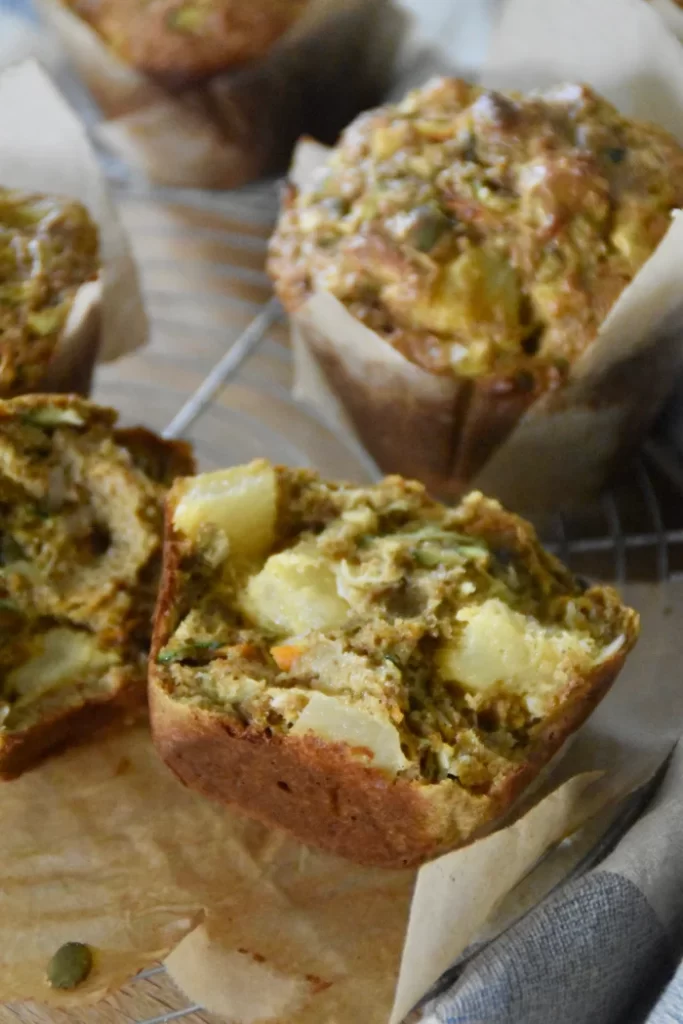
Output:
46,942,93,990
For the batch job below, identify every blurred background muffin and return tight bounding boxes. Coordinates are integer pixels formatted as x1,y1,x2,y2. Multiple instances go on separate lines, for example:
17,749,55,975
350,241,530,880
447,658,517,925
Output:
0,188,101,397
62,0,310,84
37,0,405,188
270,77,683,509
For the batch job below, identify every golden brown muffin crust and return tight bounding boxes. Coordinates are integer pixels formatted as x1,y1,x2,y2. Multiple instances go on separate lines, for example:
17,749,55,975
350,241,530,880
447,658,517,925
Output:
64,0,311,82
151,653,624,868
269,78,683,383
0,191,99,397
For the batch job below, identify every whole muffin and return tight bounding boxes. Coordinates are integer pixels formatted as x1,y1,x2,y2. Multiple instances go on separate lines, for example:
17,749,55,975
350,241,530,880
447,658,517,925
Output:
0,190,100,397
45,0,400,189
269,79,683,504
63,0,310,83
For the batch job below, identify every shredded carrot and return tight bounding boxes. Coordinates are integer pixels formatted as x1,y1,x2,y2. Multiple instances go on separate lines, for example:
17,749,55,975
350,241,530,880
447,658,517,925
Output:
270,644,305,671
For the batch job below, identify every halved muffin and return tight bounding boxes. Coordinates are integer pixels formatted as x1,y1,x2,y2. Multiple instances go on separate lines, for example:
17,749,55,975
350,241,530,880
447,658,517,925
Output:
269,78,683,506
0,395,194,778
150,460,638,867
0,190,101,397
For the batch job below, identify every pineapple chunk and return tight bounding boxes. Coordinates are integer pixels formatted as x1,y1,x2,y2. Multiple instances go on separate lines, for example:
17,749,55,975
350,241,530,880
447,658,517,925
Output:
240,542,350,637
436,598,596,717
7,628,118,705
173,461,276,562
400,248,522,342
290,691,409,774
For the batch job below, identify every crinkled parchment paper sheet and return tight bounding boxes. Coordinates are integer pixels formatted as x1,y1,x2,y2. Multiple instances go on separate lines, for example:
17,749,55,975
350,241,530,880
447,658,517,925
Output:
0,58,146,364
290,0,683,514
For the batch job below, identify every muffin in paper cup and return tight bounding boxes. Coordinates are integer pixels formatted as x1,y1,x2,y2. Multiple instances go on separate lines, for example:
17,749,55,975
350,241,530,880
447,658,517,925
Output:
269,78,683,514
37,0,405,190
0,190,101,398
0,61,147,396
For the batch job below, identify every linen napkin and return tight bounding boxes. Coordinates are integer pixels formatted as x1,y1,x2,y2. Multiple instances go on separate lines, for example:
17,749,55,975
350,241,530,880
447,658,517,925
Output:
420,741,683,1024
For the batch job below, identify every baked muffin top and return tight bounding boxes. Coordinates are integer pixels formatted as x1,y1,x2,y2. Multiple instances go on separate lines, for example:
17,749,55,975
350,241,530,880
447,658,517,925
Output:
64,0,310,82
269,78,683,381
0,191,99,397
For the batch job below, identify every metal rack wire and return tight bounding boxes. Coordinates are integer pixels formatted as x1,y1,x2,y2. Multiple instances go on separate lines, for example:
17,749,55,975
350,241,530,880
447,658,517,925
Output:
117,281,683,1024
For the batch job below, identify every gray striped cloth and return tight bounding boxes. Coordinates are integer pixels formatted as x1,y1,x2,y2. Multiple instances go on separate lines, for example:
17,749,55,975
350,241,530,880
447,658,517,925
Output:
420,742,683,1024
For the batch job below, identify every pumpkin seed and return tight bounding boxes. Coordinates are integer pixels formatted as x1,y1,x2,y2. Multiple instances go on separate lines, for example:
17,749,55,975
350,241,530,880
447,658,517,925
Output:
157,639,225,664
46,942,93,990
404,206,450,252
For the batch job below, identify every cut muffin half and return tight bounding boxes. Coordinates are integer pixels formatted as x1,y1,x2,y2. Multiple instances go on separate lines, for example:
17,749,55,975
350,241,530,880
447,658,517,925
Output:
0,395,195,778
150,461,638,867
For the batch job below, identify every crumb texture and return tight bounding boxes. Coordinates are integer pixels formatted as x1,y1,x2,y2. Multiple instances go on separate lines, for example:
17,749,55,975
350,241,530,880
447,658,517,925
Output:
0,395,193,763
155,462,637,789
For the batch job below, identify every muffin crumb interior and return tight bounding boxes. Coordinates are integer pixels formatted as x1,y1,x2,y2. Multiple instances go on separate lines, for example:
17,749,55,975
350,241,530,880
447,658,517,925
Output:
160,461,632,789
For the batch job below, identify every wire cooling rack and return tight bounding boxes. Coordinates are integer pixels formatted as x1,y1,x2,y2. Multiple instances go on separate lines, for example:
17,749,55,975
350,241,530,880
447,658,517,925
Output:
8,179,677,1024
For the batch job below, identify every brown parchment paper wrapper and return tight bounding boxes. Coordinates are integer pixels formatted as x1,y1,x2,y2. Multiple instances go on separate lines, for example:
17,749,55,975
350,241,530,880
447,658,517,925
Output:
0,59,147,392
287,0,683,516
35,0,404,191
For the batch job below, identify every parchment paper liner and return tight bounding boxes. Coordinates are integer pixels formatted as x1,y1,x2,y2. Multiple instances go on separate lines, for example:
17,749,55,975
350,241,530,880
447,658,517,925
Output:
286,0,683,516
0,60,147,393
37,279,102,397
35,0,404,191
644,0,683,451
